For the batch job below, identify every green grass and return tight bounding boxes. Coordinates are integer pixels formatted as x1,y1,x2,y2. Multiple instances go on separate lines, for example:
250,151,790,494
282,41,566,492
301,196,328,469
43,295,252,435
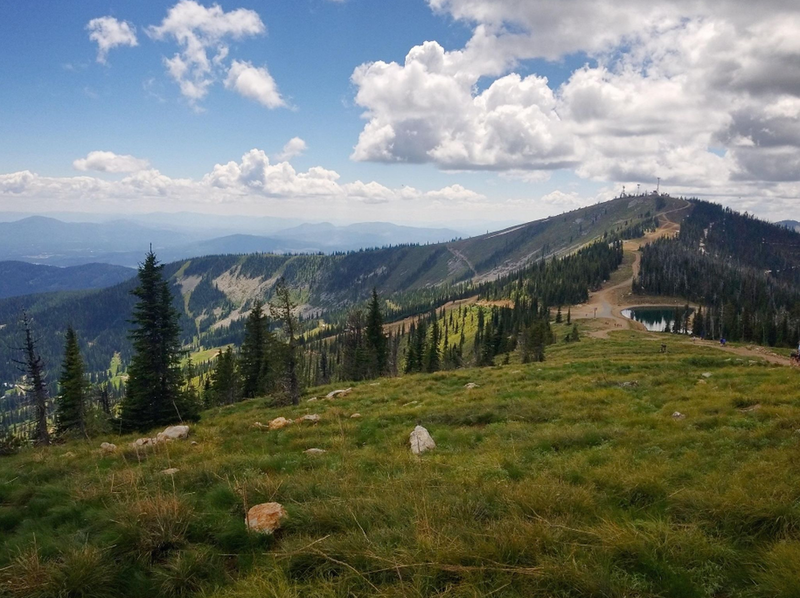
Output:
2,329,800,597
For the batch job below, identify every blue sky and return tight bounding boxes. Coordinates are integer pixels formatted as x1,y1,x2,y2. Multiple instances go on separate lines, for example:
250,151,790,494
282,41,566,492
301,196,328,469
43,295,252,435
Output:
1,0,798,225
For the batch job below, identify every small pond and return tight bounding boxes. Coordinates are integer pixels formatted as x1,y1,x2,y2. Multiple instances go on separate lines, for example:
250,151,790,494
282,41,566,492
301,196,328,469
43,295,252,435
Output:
621,306,694,333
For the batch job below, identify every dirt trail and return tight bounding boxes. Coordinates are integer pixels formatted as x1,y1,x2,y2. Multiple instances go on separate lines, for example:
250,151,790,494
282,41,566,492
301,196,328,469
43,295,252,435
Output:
572,205,794,366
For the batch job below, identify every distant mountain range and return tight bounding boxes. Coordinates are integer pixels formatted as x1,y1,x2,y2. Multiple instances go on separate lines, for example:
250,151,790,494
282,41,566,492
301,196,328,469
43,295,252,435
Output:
0,261,135,299
778,220,800,233
0,216,463,267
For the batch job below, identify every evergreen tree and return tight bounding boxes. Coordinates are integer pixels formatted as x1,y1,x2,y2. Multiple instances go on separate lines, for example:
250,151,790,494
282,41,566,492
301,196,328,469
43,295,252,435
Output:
566,308,571,325
18,312,50,446
56,326,86,436
270,277,302,405
240,301,271,398
121,251,195,432
208,347,240,406
555,306,563,324
365,288,389,377
569,324,580,343
425,312,441,373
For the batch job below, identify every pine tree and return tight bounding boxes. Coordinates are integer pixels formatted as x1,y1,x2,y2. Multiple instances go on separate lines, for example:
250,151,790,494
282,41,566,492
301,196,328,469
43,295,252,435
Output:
569,324,580,343
270,277,302,405
240,301,270,398
566,308,571,325
18,312,50,446
56,326,86,436
365,288,389,377
121,251,195,432
425,312,441,373
208,347,240,406
555,306,563,324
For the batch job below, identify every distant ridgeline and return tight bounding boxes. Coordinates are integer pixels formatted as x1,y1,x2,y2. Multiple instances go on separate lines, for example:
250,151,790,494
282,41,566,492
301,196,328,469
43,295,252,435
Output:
636,200,800,346
0,194,672,390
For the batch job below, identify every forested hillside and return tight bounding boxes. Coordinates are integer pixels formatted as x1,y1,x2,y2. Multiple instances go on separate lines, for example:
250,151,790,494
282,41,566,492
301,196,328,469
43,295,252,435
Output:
0,194,673,387
636,200,800,346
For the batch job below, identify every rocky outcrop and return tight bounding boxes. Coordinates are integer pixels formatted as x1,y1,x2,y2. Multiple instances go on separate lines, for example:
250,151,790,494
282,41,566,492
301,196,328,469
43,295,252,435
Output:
326,388,352,399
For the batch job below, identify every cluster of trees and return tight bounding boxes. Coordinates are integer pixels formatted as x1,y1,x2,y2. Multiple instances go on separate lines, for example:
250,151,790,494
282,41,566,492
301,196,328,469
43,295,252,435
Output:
205,281,304,408
636,201,800,347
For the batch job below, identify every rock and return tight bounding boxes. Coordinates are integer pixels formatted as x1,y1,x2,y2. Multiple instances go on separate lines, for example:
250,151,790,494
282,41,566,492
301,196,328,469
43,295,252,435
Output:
409,425,436,455
738,403,762,413
132,437,156,448
246,502,287,535
403,401,419,407
369,382,381,386
307,397,318,402
100,442,117,453
697,379,707,384
702,372,712,378
304,448,327,455
350,413,362,419
62,451,76,458
191,441,198,446
268,417,293,430
464,383,479,389
161,468,180,475
672,411,686,420
157,425,190,442
618,381,639,388
299,414,320,423
326,388,352,399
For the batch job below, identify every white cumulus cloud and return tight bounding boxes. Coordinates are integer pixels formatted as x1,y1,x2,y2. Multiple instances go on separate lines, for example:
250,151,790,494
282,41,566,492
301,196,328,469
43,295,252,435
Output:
148,1,280,108
225,60,285,109
350,0,800,213
86,16,138,64
73,151,150,173
276,138,308,161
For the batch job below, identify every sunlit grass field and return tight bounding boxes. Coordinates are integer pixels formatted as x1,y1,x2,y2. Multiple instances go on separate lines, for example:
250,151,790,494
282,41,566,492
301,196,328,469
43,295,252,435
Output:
2,328,800,597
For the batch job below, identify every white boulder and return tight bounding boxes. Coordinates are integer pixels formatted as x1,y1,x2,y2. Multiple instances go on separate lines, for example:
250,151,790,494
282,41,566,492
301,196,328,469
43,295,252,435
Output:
409,425,436,455
246,503,287,534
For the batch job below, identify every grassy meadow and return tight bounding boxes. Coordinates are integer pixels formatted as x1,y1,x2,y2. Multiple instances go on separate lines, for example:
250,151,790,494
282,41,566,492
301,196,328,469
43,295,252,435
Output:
2,328,800,597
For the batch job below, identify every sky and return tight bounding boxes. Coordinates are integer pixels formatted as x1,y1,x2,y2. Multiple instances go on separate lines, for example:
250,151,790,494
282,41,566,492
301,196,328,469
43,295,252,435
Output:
1,0,799,227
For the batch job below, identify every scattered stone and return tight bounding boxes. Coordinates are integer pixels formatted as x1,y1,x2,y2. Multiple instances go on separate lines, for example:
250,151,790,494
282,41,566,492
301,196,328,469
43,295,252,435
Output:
672,411,686,420
300,414,320,423
246,503,287,535
701,372,712,378
464,383,479,389
62,451,76,458
157,425,190,442
326,388,353,399
100,442,117,453
268,417,293,430
697,379,707,384
369,382,381,386
350,413,362,419
618,381,639,388
304,448,327,455
190,441,198,446
252,422,268,430
161,468,180,475
132,437,156,448
307,397,318,402
409,425,436,455
738,403,762,413
403,401,419,407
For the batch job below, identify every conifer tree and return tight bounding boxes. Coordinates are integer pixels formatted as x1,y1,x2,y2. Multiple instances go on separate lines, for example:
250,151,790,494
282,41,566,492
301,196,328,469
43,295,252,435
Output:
566,308,571,325
240,301,271,398
18,312,50,446
270,277,302,405
365,288,389,377
121,251,195,432
425,312,441,373
56,326,86,436
208,347,240,406
555,306,563,324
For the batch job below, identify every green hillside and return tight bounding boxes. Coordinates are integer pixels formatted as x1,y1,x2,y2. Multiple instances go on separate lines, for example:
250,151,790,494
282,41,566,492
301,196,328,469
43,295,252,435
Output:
2,327,799,597
0,195,674,384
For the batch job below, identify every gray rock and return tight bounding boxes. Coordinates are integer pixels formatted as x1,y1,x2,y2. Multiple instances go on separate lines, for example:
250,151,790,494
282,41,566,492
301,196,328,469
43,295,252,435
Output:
410,425,436,455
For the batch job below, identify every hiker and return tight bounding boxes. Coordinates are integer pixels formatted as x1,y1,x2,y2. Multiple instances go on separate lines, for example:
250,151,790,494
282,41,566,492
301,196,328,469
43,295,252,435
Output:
720,338,727,346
